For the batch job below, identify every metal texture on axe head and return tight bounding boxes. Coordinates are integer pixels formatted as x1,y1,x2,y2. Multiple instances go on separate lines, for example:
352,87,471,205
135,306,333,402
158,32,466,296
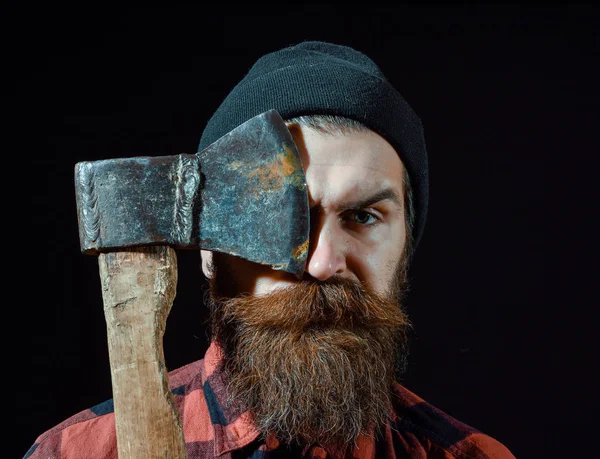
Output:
74,109,309,276
197,109,309,275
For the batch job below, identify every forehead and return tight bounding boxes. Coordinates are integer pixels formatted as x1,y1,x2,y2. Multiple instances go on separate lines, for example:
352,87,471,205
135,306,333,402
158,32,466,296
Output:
289,125,405,205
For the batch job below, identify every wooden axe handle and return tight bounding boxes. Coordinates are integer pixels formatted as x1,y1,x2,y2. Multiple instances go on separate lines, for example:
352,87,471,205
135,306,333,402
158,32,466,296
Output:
99,246,187,459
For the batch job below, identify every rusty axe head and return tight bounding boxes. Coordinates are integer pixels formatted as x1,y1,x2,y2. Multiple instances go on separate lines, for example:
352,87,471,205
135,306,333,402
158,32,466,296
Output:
74,109,309,275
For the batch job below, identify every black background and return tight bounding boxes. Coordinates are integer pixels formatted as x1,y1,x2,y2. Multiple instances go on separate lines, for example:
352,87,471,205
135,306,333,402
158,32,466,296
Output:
9,4,598,458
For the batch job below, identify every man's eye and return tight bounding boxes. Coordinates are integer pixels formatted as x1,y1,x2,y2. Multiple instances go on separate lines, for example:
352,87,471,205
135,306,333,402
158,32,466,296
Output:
346,210,379,226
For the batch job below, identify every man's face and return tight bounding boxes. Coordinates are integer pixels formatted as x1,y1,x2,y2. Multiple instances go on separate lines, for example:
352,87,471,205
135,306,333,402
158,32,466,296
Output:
200,124,411,450
201,124,407,297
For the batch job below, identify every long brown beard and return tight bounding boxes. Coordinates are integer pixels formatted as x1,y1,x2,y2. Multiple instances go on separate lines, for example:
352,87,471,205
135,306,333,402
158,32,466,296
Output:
207,267,411,451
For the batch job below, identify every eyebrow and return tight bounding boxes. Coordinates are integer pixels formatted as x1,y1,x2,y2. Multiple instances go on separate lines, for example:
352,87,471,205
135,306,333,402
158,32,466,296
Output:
336,188,403,212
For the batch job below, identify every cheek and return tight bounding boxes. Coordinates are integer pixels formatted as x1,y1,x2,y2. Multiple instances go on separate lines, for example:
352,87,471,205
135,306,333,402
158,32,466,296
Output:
354,224,406,294
254,277,297,296
361,250,397,295
213,253,298,297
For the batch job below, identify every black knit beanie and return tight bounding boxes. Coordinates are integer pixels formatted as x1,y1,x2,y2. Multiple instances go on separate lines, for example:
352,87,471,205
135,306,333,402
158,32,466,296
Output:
198,40,428,251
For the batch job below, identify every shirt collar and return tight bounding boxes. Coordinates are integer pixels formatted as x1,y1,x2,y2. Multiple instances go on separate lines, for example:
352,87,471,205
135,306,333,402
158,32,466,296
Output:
200,341,260,456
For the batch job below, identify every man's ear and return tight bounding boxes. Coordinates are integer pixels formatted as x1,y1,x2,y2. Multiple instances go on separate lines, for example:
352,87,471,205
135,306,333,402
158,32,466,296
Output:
201,250,214,279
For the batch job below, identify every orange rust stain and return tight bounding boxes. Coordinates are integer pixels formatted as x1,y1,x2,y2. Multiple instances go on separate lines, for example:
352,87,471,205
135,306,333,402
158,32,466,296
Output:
292,239,309,260
247,146,304,196
228,146,304,198
253,162,283,189
279,145,299,177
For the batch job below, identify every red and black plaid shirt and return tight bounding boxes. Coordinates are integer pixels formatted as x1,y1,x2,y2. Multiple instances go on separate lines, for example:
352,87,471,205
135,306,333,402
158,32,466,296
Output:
24,342,515,458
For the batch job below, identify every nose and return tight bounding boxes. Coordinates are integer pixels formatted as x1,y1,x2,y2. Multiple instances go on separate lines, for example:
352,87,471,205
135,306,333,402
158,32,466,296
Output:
305,220,347,281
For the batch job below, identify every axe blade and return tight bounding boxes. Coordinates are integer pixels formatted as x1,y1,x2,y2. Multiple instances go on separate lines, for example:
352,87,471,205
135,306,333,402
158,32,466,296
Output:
74,109,309,275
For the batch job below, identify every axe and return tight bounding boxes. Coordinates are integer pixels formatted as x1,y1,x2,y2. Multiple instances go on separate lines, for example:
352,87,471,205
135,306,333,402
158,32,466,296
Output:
74,109,309,459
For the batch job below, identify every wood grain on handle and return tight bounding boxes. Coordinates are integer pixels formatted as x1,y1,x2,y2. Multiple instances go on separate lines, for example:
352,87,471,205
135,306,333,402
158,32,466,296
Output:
99,246,187,459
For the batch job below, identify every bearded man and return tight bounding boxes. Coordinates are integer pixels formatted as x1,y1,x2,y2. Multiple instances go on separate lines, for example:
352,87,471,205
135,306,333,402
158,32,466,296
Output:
24,41,515,458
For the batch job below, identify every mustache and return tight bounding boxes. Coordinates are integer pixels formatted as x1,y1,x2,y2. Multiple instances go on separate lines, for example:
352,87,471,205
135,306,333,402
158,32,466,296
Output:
212,276,409,333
